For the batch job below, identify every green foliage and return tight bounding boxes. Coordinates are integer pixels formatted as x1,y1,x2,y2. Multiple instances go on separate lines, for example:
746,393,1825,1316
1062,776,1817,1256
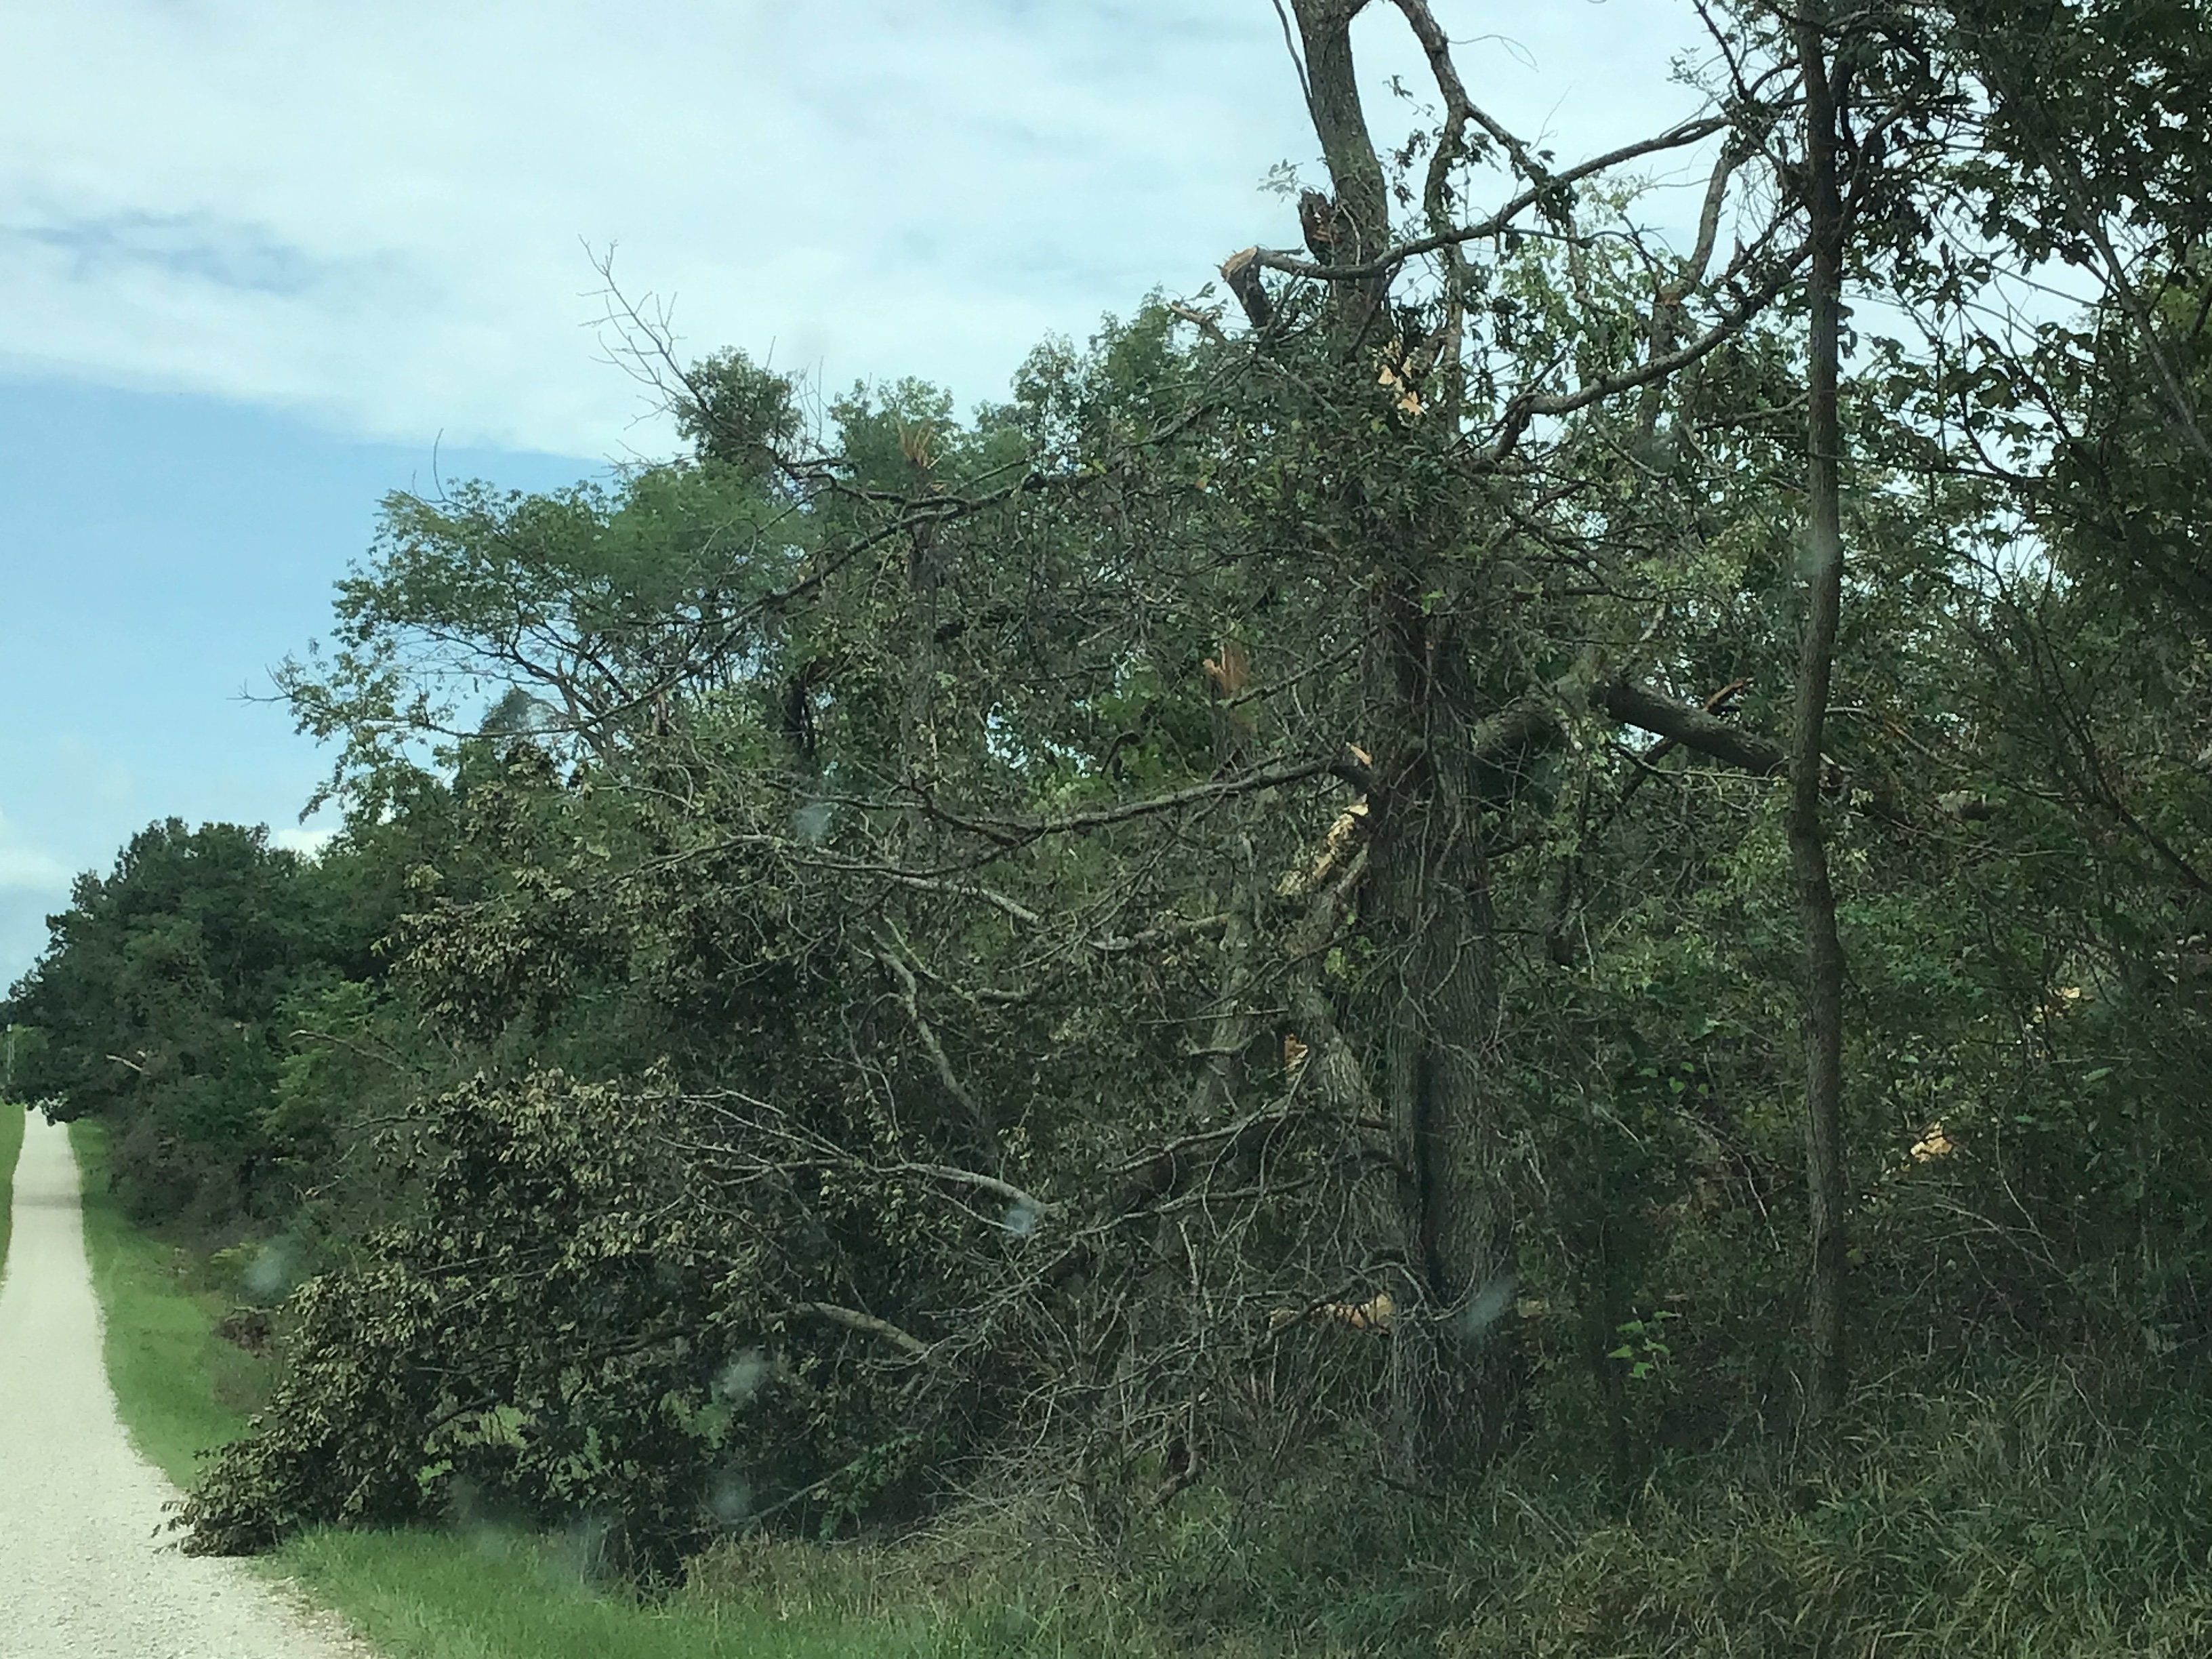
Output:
97,262,2212,1580
79,1184,2212,1658
672,348,805,482
277,459,812,816
2,821,348,1227
183,1071,771,1574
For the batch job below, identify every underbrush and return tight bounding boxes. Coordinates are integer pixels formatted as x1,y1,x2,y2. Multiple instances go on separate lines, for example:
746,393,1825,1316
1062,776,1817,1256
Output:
1154,1371,2212,1657
670,1364,2212,1658
67,1113,923,1656
569,1362,2212,1659
69,1133,2212,1657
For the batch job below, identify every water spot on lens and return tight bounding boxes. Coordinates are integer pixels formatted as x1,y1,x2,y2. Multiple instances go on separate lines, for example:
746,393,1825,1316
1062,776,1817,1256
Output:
708,1472,754,1525
714,1348,772,1406
1452,1274,1519,1345
243,1239,299,1302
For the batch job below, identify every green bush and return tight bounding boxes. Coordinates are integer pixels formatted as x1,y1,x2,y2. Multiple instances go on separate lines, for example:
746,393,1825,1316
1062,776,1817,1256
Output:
182,1069,773,1573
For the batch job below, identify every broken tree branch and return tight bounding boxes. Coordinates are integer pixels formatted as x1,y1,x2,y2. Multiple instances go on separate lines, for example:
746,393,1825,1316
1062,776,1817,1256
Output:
789,1303,932,1359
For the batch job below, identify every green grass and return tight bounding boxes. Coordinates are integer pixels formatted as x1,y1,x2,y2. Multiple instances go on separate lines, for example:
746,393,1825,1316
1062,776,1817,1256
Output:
0,1102,25,1276
276,1531,942,1659
68,1118,267,1485
273,1524,1193,1659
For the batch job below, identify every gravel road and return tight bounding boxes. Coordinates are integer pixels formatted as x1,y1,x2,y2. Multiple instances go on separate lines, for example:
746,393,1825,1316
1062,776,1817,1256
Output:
0,1113,370,1659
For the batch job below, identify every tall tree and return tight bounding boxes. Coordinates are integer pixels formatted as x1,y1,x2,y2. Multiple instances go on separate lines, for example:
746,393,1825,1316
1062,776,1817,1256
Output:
1268,0,1811,1461
1788,3,1852,1417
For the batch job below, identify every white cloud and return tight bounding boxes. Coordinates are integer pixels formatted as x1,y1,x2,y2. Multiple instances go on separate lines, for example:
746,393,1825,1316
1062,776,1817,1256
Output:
0,811,72,895
0,0,1710,457
270,825,337,859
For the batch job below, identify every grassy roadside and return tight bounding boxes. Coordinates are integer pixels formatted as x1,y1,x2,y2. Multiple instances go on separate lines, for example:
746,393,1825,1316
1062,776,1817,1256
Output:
68,1118,269,1485
275,1532,920,1659
0,1103,25,1277
41,1136,1287,1658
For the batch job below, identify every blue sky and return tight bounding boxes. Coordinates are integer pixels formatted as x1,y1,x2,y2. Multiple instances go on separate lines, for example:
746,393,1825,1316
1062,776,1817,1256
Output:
0,385,592,980
0,0,1710,985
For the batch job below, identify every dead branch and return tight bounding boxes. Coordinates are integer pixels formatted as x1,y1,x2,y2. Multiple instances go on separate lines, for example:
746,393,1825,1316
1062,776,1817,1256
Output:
1105,1105,1298,1214
1246,115,1736,284
892,1162,1048,1220
788,1302,932,1359
1221,248,1275,330
878,943,996,1145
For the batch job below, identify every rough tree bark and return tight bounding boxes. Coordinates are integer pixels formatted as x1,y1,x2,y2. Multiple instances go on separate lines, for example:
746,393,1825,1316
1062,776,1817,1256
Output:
1790,8,1851,1418
1361,579,1517,1469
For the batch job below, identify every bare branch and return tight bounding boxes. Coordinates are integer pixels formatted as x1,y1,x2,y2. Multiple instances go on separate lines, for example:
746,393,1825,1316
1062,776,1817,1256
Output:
1391,0,1540,186
1246,115,1736,283
878,943,995,1144
788,1302,932,1359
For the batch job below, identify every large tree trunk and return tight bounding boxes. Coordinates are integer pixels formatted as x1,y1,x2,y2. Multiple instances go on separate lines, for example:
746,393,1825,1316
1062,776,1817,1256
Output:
1790,9,1851,1419
1292,0,1515,1469
1362,581,1515,1467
